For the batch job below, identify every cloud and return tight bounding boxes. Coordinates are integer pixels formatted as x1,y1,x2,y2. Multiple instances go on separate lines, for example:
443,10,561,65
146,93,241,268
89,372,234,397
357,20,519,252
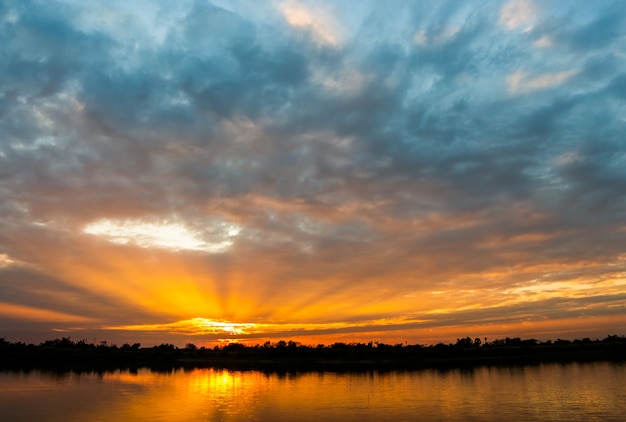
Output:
83,218,240,253
278,0,343,45
533,35,553,48
0,253,19,268
506,69,579,95
0,302,95,323
413,26,460,47
0,0,625,345
499,0,536,31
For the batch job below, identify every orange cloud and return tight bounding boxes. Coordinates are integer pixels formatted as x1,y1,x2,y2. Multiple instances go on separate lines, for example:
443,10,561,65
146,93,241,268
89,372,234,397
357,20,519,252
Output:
0,302,95,323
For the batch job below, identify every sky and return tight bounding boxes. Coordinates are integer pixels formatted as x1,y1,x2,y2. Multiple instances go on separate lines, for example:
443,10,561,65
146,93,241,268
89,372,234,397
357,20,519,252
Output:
1,0,625,347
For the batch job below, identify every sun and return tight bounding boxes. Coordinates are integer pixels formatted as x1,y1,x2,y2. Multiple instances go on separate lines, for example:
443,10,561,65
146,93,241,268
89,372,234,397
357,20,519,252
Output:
189,318,256,336
105,318,258,337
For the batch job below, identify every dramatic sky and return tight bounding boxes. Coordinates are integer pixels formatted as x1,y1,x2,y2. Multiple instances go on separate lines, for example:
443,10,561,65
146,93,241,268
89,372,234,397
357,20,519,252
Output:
1,0,625,347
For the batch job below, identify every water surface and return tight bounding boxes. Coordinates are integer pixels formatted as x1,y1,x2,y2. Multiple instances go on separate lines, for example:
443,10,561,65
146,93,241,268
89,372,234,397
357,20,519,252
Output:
1,362,624,421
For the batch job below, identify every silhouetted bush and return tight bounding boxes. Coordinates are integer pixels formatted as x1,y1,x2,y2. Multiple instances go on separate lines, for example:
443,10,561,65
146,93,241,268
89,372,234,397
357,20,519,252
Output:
1,334,625,371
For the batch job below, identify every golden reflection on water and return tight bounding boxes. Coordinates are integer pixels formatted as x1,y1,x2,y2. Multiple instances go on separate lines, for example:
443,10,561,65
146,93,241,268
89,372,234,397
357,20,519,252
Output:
0,363,625,421
90,369,271,421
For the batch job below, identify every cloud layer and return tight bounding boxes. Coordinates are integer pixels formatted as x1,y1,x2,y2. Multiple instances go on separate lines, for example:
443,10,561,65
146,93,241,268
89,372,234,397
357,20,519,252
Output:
1,0,625,345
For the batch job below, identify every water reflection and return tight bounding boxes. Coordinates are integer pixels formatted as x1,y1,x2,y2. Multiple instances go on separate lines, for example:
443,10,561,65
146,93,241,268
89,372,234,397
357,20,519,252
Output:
1,363,625,421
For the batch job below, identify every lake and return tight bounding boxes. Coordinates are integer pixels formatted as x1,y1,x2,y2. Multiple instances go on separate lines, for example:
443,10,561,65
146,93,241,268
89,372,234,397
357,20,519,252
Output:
1,362,624,421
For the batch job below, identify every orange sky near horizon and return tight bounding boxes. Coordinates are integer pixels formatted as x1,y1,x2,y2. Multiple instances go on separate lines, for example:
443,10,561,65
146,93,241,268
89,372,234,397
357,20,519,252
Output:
2,224,625,347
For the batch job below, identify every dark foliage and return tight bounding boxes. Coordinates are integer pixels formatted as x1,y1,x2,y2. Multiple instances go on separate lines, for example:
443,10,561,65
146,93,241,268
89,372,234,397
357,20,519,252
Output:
1,335,625,372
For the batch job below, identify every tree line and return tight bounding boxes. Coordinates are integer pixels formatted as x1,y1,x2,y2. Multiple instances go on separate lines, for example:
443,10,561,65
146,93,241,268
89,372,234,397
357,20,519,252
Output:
1,335,625,371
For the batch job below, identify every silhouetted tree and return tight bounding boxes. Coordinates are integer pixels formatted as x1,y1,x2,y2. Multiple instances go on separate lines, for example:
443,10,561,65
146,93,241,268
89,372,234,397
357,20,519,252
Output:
456,337,473,347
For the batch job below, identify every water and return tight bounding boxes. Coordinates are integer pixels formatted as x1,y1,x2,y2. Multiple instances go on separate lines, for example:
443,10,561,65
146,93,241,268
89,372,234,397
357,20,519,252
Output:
1,362,624,421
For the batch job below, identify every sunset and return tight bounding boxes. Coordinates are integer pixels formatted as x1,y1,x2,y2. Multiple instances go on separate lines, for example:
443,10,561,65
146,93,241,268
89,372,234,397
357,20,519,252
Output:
1,0,625,349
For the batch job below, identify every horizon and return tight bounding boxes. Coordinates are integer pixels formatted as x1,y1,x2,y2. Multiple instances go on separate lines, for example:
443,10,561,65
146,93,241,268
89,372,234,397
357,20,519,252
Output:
4,332,626,350
1,0,625,348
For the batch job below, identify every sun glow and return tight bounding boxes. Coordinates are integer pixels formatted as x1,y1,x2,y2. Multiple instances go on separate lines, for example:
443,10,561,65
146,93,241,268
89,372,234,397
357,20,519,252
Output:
190,318,256,335
104,316,440,342
106,318,258,336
